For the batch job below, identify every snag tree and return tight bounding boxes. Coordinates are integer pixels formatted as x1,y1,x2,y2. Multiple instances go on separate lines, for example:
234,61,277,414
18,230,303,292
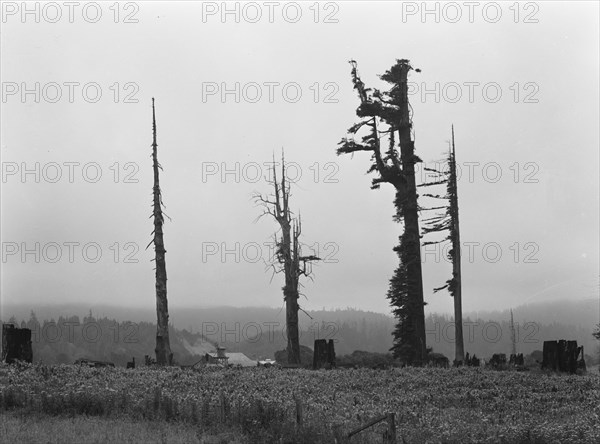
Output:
254,156,320,365
149,98,173,365
594,323,600,372
510,309,517,357
337,59,427,365
421,126,464,365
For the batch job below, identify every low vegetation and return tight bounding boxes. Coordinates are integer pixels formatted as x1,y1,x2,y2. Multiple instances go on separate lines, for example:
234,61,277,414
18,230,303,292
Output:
1,412,236,444
1,363,599,443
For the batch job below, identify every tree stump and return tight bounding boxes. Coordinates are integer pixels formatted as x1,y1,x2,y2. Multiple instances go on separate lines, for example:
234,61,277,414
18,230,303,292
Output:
313,339,336,369
1,324,33,363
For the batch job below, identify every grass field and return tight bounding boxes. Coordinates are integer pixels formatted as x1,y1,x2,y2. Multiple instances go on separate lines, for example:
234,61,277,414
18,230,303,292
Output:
1,363,599,443
1,412,246,443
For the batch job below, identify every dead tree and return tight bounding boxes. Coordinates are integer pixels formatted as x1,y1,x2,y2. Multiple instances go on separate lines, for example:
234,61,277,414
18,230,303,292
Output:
594,323,600,373
1,324,33,363
254,156,320,364
510,309,517,357
313,339,336,369
421,126,464,365
149,98,173,365
338,59,427,365
542,340,584,373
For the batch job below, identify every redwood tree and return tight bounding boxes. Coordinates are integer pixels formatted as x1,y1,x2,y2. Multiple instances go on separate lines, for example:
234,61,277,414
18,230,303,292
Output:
255,156,320,365
150,98,172,365
338,59,427,365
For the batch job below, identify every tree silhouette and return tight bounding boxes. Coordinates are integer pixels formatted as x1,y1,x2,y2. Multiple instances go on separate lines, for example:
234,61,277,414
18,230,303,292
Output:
338,59,427,365
421,126,465,364
149,98,172,365
254,155,320,365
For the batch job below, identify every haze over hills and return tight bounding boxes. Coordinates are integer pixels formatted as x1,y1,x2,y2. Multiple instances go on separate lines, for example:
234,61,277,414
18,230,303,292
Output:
2,297,598,331
2,298,597,364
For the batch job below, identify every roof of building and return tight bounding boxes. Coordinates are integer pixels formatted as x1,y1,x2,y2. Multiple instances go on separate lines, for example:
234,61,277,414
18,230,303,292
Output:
203,351,256,367
225,352,256,367
206,353,227,358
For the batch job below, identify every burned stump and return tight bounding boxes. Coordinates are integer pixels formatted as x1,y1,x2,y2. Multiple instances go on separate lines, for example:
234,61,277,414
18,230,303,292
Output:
426,352,449,368
465,352,480,367
509,353,524,367
542,340,585,374
313,339,336,369
1,324,33,364
488,353,507,369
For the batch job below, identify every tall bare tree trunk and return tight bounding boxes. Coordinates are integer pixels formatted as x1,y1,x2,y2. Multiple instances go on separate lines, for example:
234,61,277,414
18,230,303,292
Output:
450,126,464,364
279,199,301,365
422,125,465,365
510,309,517,357
151,98,172,366
284,294,301,364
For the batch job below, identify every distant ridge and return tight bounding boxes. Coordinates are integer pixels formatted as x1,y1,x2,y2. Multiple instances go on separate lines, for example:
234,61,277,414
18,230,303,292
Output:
1,298,597,364
2,297,597,331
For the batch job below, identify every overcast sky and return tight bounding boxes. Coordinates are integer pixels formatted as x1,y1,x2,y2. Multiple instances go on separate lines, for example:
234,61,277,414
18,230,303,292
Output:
1,1,599,317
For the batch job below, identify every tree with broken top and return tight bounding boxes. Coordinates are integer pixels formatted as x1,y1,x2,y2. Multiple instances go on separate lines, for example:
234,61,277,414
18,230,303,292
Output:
149,98,173,365
421,126,465,365
337,59,427,365
254,155,320,365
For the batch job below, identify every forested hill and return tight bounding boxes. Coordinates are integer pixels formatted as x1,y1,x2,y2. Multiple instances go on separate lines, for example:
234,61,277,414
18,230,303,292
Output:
3,298,597,330
2,298,597,365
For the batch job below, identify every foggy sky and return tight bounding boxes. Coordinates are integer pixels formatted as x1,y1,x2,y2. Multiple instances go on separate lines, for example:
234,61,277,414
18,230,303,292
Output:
1,1,599,317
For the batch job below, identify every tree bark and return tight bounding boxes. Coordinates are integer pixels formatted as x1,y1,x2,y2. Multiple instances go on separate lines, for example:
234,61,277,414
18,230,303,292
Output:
450,126,464,364
339,60,428,365
256,159,318,365
279,173,301,365
396,64,427,365
151,98,172,366
284,278,301,364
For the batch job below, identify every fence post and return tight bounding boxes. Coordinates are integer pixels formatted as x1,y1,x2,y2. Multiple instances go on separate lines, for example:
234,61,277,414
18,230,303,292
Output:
220,391,226,423
387,412,397,444
295,394,303,426
333,424,346,443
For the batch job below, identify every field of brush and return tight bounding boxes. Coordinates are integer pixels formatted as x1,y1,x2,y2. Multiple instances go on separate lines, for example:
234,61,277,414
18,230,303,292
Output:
1,363,599,443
